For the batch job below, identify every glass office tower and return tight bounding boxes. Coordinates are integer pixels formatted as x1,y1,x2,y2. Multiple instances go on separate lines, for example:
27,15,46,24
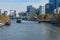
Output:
49,0,56,8
49,0,60,8
58,0,60,7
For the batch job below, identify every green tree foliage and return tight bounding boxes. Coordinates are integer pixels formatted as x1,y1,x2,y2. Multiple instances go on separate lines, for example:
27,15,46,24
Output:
38,14,52,20
54,14,60,23
44,14,52,20
38,14,45,20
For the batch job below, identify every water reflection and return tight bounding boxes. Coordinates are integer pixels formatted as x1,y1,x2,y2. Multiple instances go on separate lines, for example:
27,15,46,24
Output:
0,21,60,40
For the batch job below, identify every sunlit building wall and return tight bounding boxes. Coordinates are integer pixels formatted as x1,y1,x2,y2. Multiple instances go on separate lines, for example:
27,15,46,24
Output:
38,6,45,14
10,10,16,17
4,11,8,15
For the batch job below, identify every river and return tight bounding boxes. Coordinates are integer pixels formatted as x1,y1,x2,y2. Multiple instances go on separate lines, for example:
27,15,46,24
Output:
0,20,60,40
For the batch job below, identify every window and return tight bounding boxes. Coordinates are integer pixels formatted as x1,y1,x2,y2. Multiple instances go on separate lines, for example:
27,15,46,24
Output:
47,5,50,9
58,3,60,7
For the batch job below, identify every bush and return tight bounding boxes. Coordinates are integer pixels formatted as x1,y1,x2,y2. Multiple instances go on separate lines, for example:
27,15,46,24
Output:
54,14,60,23
38,14,45,20
44,14,52,20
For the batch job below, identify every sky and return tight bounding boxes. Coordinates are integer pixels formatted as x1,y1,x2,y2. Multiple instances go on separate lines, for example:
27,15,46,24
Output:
0,0,49,12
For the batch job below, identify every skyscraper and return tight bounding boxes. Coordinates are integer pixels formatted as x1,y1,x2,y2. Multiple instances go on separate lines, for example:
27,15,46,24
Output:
38,6,45,15
14,10,16,17
27,5,36,16
27,5,33,12
45,3,54,14
49,0,60,8
0,9,1,15
49,0,56,8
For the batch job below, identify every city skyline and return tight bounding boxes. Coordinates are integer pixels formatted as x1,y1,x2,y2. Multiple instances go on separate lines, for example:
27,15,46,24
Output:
0,0,48,12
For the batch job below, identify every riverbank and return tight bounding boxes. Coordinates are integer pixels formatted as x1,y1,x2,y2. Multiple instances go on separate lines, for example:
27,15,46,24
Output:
38,20,60,26
0,15,11,26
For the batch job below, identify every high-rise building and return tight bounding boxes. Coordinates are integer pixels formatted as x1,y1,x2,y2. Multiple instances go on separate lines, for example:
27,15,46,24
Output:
36,8,39,15
49,0,56,8
4,11,8,15
18,12,25,18
0,9,1,15
49,0,60,8
14,10,16,17
38,6,45,15
10,10,14,16
27,5,36,16
45,3,54,14
27,5,33,12
49,0,60,14
54,7,60,14
10,10,16,17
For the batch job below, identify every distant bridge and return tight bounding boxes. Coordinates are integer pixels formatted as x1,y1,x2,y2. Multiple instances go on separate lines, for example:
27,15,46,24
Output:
11,17,51,22
38,20,51,22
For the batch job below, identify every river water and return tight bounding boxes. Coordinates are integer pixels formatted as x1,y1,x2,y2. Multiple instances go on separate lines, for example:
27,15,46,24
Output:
0,20,60,40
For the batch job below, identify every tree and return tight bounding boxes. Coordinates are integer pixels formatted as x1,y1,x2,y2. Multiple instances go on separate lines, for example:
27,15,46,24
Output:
38,14,45,20
33,13,38,18
54,14,60,23
44,14,52,20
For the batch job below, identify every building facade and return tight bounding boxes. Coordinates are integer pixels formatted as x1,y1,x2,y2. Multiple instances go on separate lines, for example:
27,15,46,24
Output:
4,11,8,15
27,5,36,16
0,9,1,15
27,5,33,12
49,0,60,14
38,6,45,15
54,7,60,14
49,0,60,8
10,10,16,17
45,3,54,14
14,10,16,17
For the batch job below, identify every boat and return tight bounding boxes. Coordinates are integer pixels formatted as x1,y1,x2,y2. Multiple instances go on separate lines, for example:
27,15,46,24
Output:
0,23,4,27
16,19,21,23
0,21,4,27
5,20,11,26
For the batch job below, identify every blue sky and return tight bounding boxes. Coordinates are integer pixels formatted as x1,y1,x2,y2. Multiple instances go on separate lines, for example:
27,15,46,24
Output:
0,0,49,12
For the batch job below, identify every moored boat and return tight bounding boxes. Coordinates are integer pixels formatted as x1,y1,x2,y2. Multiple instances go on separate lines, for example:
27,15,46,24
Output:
5,20,11,26
16,19,21,23
0,23,4,27
0,21,4,27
